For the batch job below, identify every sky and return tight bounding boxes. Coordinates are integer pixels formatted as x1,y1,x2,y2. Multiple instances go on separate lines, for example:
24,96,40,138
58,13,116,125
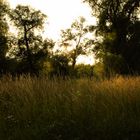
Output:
8,0,95,64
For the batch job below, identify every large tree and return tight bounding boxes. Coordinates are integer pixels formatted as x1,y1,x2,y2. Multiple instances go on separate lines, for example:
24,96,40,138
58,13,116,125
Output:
84,0,140,76
9,5,53,75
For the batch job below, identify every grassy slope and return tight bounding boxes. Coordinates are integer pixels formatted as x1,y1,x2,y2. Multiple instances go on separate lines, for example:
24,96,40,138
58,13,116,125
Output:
0,76,140,139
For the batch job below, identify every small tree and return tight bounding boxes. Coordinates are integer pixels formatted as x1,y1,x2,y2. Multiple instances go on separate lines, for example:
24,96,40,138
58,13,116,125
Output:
60,17,90,70
49,54,70,78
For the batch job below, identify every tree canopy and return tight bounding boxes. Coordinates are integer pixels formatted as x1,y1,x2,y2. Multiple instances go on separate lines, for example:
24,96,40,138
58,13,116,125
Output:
0,0,10,74
0,0,140,78
59,17,91,70
84,0,140,76
9,5,54,75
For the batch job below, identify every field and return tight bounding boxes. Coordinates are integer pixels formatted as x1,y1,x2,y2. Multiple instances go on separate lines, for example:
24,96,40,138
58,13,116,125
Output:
0,76,140,140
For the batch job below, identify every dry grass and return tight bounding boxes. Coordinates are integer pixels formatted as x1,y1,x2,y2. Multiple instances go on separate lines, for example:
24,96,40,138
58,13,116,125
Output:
0,75,140,139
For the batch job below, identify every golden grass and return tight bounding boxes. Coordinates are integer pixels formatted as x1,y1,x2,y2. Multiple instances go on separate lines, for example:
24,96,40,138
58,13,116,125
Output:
0,75,140,139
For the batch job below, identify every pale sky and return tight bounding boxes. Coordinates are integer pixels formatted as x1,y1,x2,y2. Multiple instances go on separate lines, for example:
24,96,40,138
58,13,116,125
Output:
8,0,95,65
9,0,96,39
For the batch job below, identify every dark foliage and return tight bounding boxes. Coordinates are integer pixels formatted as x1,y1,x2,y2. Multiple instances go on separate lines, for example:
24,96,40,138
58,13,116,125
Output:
84,0,140,76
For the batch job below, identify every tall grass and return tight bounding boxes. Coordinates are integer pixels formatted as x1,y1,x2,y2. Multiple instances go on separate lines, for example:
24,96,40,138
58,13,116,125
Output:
0,76,140,139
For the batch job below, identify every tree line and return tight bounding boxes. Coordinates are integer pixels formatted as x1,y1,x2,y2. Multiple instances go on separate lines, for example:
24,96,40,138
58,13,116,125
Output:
0,0,140,78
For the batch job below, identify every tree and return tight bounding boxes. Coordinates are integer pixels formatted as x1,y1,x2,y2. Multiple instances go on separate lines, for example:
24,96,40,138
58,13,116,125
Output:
0,0,9,74
9,5,51,75
75,64,94,78
84,0,140,76
125,20,140,74
59,17,90,70
49,54,70,78
16,36,54,75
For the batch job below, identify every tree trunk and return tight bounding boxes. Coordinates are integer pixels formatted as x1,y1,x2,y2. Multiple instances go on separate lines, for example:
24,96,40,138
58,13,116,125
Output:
72,53,76,70
24,25,33,74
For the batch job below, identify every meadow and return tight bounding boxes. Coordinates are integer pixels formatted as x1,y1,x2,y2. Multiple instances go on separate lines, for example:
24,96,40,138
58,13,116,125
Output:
0,76,140,139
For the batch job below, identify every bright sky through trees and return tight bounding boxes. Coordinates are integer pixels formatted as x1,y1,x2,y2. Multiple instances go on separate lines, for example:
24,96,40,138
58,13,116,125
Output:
9,0,96,64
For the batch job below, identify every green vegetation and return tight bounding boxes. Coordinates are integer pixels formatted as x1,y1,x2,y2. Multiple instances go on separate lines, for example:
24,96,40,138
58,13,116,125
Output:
0,76,140,139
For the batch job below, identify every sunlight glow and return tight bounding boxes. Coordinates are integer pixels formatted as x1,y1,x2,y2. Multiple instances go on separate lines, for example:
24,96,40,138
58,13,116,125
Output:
9,0,96,65
9,0,96,40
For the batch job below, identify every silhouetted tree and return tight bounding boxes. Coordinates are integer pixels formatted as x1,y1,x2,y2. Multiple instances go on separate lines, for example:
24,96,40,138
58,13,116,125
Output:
75,64,94,78
125,20,140,74
60,17,90,70
9,5,52,75
49,54,70,78
84,0,140,76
